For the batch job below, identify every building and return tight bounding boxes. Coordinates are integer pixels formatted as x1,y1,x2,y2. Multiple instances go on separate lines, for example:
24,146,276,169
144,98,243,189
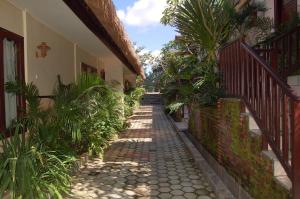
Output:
0,0,144,132
234,0,299,27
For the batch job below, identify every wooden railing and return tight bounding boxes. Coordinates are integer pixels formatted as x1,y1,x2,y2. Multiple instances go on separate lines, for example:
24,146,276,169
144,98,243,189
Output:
255,26,300,80
219,38,300,198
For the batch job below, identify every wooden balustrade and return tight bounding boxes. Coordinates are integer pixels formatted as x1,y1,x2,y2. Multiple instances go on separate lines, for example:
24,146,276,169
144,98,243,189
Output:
219,38,300,198
255,26,300,80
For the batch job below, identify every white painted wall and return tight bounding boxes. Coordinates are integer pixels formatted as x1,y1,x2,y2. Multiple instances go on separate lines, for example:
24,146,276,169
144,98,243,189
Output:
0,0,23,36
0,0,137,96
253,0,275,22
288,75,300,96
124,73,137,88
102,56,125,92
26,14,75,95
75,45,98,78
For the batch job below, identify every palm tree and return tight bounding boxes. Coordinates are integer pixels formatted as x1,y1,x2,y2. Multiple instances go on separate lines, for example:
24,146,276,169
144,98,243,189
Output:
173,0,267,61
174,0,235,61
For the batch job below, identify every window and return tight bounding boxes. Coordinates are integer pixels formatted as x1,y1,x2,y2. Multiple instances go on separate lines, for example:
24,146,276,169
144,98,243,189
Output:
124,80,132,92
0,28,25,134
81,63,97,75
100,69,105,80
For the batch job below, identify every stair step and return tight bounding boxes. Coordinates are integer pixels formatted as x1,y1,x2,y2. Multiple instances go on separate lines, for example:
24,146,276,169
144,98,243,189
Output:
262,150,287,176
275,175,292,191
262,150,292,191
249,129,261,137
141,93,163,105
243,109,260,130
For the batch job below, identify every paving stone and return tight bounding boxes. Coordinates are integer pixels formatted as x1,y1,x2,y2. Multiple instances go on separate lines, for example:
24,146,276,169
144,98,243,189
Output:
184,192,198,199
170,179,180,185
67,105,216,199
182,186,195,193
171,189,184,196
149,179,159,185
124,190,136,196
159,193,173,199
197,196,211,199
196,189,209,196
159,187,172,193
170,184,182,190
181,182,193,187
149,184,159,190
172,196,185,199
150,190,160,196
159,182,170,187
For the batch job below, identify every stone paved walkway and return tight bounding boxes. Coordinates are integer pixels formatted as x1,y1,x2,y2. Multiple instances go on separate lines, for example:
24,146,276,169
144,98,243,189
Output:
68,105,216,199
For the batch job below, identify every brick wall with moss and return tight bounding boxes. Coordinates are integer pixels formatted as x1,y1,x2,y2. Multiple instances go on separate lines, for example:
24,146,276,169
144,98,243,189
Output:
188,98,291,199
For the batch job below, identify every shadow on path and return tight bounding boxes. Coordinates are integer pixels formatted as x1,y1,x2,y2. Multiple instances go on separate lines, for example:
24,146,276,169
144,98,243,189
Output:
68,105,216,199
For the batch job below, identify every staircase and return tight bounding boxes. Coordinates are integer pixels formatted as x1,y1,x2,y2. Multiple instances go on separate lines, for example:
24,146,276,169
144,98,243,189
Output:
245,107,292,191
220,37,300,199
141,92,162,105
255,26,300,80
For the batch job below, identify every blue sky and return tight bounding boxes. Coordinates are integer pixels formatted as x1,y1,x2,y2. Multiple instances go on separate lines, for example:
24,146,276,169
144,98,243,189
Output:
113,0,177,55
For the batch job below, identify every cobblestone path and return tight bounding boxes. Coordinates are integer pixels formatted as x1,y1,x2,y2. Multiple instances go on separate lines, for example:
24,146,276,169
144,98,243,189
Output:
68,105,216,199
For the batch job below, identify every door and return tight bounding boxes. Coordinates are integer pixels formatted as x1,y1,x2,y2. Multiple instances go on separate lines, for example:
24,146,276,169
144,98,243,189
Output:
275,0,298,27
0,27,25,135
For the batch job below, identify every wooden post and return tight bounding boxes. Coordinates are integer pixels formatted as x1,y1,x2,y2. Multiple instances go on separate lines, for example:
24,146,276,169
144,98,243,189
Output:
274,0,283,30
293,101,300,199
271,44,279,71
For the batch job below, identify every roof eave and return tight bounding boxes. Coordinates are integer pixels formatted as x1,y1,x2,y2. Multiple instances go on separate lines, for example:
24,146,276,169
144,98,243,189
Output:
63,0,145,79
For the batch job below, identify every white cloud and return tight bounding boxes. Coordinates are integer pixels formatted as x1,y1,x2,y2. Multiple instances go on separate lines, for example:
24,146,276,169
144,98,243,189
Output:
137,48,160,58
152,49,161,57
117,0,167,27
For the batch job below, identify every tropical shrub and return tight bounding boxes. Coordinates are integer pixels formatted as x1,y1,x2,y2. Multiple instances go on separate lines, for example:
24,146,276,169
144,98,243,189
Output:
51,74,125,155
0,73,133,198
124,86,145,117
0,126,75,199
155,40,220,119
173,0,236,61
154,0,267,113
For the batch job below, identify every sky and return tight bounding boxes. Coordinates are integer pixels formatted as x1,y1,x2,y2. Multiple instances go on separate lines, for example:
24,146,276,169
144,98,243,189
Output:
113,0,177,56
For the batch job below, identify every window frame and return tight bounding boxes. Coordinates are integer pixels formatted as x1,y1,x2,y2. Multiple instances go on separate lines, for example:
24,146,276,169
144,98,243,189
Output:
81,62,97,75
100,69,105,80
0,27,25,136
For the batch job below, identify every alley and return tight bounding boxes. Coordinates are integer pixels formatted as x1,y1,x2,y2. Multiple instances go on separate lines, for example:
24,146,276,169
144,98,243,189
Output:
68,105,216,199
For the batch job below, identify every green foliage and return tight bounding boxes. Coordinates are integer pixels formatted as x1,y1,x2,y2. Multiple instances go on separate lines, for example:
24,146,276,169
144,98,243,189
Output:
220,100,290,199
0,127,75,199
193,61,222,106
173,0,236,60
160,0,290,198
171,0,269,58
124,87,145,118
50,74,125,155
134,44,155,69
189,101,291,199
161,0,185,26
157,40,221,113
1,73,131,198
229,2,268,33
158,0,265,109
167,102,184,114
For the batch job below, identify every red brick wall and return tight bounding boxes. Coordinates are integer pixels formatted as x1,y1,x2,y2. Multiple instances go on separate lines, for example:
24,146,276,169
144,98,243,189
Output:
188,99,291,199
